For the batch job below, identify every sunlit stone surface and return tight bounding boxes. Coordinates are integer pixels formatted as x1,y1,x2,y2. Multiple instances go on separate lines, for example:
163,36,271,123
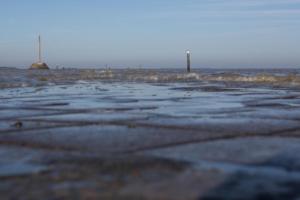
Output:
30,63,49,70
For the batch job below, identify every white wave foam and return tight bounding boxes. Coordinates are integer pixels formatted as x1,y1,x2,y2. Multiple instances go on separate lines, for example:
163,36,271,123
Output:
1,69,300,88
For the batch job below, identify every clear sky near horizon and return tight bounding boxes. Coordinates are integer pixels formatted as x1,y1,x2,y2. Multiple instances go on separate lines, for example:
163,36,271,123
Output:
0,0,300,68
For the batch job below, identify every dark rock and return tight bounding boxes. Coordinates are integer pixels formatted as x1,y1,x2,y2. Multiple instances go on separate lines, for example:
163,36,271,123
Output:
12,121,23,128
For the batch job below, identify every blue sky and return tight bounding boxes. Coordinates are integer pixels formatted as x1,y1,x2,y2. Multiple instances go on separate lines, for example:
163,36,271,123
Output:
0,0,300,68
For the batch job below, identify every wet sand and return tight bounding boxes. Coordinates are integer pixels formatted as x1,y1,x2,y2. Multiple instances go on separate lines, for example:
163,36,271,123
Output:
1,68,300,199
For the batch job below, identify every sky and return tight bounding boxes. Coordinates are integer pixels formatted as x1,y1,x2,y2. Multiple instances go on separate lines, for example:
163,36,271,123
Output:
0,0,300,68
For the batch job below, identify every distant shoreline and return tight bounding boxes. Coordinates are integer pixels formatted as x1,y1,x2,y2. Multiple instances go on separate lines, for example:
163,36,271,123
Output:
1,66,300,70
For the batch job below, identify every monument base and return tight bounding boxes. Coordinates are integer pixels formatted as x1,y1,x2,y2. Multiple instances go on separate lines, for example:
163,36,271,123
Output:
30,62,49,70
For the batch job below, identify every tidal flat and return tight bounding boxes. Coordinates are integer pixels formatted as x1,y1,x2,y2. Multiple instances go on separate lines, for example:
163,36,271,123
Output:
1,68,300,199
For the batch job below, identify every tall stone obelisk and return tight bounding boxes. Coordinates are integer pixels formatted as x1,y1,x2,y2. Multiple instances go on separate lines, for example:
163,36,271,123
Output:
30,35,49,70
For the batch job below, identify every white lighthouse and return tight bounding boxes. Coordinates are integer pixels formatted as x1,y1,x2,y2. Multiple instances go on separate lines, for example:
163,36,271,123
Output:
186,50,191,73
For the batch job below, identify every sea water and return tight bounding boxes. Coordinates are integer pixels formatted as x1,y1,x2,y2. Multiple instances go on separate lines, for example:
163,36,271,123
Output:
1,67,300,130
